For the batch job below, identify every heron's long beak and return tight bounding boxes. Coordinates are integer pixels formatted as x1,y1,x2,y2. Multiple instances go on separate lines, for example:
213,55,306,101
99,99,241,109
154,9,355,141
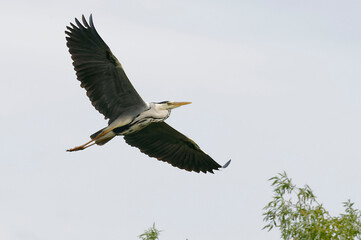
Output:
172,102,192,106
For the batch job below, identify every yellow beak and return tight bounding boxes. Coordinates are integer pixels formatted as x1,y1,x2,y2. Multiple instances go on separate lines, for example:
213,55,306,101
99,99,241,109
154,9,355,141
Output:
171,102,192,106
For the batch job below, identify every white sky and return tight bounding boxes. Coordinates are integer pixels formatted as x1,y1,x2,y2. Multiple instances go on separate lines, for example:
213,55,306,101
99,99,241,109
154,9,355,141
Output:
1,0,361,239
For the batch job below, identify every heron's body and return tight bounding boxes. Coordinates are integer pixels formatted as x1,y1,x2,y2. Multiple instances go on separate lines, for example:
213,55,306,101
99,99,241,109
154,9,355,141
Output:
93,102,171,145
65,15,230,173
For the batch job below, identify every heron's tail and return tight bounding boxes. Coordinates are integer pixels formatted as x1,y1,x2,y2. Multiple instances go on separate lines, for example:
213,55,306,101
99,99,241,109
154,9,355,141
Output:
90,128,115,146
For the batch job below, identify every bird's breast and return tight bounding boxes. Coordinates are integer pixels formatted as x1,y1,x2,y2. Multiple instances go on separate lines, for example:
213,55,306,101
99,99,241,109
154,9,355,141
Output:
113,108,169,135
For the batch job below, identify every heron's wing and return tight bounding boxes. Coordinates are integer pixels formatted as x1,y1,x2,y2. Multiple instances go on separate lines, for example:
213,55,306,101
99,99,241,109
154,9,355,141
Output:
65,15,146,122
123,122,222,173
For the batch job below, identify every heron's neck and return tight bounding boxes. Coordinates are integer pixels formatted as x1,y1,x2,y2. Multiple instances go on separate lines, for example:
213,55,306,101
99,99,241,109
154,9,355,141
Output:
146,102,171,120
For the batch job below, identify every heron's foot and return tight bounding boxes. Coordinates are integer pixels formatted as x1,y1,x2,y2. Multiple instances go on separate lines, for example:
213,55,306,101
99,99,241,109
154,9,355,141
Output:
67,146,85,152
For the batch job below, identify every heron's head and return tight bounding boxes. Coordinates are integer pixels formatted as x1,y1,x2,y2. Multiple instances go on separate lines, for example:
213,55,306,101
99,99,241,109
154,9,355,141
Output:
156,101,191,110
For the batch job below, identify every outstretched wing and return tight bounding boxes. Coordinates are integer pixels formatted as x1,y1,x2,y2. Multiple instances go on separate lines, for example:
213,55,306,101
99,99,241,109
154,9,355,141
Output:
123,122,225,173
65,15,147,122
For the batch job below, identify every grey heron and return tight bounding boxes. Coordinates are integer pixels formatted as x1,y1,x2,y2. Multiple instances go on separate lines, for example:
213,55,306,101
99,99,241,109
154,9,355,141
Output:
65,15,231,173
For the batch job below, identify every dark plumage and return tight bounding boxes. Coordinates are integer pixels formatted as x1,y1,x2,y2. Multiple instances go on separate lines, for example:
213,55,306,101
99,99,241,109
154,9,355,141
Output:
65,15,146,122
124,122,222,173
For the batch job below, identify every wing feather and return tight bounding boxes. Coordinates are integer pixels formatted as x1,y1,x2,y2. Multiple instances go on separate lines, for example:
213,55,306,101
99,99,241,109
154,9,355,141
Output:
65,15,146,122
123,122,222,173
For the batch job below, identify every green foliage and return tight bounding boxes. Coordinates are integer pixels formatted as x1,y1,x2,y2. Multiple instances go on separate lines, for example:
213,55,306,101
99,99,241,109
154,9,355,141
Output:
138,223,161,240
263,171,361,240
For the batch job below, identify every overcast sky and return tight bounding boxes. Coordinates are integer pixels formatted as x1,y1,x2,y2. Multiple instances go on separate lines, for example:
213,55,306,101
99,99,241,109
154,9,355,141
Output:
1,0,361,239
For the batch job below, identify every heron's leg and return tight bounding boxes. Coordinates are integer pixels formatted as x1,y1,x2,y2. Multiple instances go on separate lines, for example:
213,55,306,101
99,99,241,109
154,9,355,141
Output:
67,142,97,152
67,128,113,152
66,138,94,151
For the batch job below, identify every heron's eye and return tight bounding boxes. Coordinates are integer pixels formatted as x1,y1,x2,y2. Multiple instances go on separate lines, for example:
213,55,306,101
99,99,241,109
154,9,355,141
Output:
158,101,168,104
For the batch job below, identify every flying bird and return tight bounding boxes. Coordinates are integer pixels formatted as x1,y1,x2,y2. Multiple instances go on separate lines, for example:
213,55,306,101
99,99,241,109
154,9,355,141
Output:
65,15,231,173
